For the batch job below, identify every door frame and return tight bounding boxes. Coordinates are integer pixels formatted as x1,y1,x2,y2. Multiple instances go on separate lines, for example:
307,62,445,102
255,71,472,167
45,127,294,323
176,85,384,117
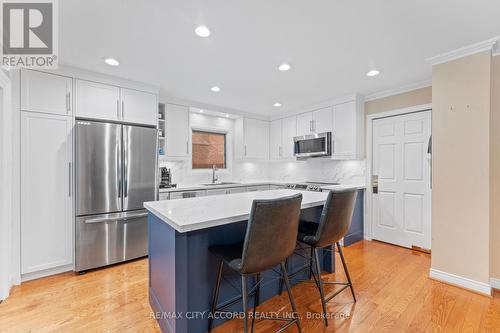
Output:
364,103,432,241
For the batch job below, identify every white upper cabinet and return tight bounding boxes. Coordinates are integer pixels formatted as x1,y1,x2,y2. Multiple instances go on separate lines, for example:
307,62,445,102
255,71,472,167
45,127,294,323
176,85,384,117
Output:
332,99,364,159
281,116,297,159
21,70,73,115
121,88,157,125
312,107,333,133
269,119,282,160
21,112,73,274
165,103,190,158
75,79,121,121
296,112,313,136
235,117,270,160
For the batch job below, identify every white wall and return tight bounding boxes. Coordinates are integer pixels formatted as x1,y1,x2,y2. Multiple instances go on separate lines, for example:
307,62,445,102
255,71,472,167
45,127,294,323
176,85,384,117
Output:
160,112,365,185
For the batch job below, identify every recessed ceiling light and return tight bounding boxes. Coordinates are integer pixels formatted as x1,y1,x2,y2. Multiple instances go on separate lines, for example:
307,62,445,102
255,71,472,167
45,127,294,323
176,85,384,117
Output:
211,86,221,92
199,109,204,113
366,70,380,77
104,58,119,66
195,25,211,37
225,114,229,118
273,102,282,107
278,63,291,71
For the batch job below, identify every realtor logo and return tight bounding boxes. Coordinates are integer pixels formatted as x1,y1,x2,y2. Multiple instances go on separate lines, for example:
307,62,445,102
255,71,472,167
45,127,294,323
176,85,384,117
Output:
1,0,58,68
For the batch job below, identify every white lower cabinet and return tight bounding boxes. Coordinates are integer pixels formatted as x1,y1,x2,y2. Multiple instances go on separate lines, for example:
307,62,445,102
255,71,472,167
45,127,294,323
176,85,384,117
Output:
206,189,228,196
21,112,73,275
228,187,247,194
169,190,206,200
246,185,270,192
159,192,170,200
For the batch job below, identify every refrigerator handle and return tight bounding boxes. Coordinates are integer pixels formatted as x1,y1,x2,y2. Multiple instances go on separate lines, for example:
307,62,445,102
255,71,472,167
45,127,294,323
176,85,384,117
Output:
117,128,123,199
123,128,128,198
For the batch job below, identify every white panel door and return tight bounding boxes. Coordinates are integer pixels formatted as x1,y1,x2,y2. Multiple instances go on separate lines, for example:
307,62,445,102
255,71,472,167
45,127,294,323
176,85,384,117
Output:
269,119,282,160
121,88,157,125
165,103,190,157
21,70,72,115
372,111,431,249
281,116,297,159
75,79,120,121
296,112,313,136
312,107,333,133
21,112,73,274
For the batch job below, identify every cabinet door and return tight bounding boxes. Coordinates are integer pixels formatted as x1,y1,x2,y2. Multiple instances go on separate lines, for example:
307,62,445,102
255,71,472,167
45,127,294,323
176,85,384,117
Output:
269,119,282,160
247,185,270,192
332,101,357,158
75,79,120,121
21,112,73,274
313,107,333,133
296,112,313,136
21,70,72,115
244,118,269,160
165,104,190,157
159,193,170,200
228,187,247,194
281,116,297,159
121,88,157,125
206,189,228,196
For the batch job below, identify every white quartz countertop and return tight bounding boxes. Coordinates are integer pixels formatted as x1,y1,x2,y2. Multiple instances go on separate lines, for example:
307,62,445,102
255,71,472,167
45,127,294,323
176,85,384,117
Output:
159,180,365,193
144,189,329,233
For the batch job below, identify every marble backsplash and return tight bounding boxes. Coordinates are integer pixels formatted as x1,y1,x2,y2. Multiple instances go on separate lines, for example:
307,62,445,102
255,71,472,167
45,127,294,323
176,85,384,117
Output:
159,158,365,185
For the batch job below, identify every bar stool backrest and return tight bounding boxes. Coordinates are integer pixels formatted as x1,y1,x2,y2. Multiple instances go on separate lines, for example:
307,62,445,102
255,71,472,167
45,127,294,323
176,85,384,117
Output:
240,193,303,274
314,190,358,248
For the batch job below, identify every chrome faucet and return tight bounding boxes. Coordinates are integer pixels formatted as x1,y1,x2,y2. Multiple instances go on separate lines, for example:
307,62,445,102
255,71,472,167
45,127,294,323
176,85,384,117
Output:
212,164,219,184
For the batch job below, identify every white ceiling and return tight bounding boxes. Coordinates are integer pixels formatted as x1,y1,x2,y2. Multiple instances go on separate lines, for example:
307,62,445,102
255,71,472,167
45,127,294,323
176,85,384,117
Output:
60,0,500,116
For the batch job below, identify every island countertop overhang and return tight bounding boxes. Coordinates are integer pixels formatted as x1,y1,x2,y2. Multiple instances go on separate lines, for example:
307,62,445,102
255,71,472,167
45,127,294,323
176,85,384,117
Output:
144,189,330,233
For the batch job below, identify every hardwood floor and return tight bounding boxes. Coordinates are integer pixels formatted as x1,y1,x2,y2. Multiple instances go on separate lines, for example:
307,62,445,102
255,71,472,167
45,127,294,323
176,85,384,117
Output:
1,240,499,332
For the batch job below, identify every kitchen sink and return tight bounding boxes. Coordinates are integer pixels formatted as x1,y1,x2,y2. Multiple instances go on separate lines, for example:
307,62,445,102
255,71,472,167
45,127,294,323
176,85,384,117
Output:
202,182,240,186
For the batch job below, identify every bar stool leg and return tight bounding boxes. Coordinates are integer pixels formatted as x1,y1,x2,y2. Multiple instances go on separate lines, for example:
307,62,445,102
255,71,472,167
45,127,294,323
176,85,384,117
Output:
280,262,302,333
251,273,260,332
278,258,288,296
241,275,249,333
308,247,314,280
208,260,224,333
313,248,328,326
336,242,356,302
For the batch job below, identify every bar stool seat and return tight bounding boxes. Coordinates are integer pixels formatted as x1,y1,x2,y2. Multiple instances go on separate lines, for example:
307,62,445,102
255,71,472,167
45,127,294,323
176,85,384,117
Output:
209,242,244,271
297,221,319,245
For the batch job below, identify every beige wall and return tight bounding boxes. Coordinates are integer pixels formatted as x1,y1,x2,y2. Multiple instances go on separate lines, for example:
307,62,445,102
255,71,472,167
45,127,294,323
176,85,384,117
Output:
491,55,500,280
365,86,432,115
431,51,492,284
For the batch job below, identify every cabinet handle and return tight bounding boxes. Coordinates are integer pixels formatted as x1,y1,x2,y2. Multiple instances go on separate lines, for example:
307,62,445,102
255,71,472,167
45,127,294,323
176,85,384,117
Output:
186,141,189,154
121,100,125,119
312,119,315,132
116,100,120,119
279,146,282,158
245,145,247,157
68,162,71,196
66,92,70,113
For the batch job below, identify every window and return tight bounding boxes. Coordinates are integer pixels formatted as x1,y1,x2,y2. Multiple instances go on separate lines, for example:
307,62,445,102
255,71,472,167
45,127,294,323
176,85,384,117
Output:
192,130,226,169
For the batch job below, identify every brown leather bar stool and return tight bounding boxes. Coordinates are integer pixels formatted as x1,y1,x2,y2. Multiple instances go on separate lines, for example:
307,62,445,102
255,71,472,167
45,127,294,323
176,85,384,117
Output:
208,193,304,333
280,189,358,326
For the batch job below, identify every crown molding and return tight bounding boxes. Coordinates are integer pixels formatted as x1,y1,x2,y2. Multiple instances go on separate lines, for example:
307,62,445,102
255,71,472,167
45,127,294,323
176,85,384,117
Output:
426,36,500,66
364,79,431,102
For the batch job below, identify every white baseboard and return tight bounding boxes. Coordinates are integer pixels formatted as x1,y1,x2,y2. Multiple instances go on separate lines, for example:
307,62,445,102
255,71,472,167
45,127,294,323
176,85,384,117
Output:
429,268,491,296
21,264,73,282
491,278,500,290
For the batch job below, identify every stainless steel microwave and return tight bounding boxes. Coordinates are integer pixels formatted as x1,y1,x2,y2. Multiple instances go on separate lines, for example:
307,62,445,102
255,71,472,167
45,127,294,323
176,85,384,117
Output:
293,132,332,158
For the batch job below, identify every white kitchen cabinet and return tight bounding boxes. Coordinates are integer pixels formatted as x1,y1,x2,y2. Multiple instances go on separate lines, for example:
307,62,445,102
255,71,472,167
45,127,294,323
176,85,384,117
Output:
312,107,333,133
235,118,269,160
21,70,73,115
206,188,228,196
296,112,313,136
169,190,206,200
75,79,120,121
165,103,190,158
159,192,170,200
269,184,287,190
281,116,297,159
332,99,364,159
228,187,247,194
269,119,282,160
21,112,73,274
121,88,157,125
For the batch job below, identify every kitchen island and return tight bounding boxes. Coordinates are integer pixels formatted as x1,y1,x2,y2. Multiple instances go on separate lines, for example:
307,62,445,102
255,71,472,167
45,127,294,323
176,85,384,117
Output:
144,189,334,333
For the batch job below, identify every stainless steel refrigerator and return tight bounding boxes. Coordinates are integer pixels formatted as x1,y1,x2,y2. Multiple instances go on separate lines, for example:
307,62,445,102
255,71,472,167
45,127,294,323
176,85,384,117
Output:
75,120,157,272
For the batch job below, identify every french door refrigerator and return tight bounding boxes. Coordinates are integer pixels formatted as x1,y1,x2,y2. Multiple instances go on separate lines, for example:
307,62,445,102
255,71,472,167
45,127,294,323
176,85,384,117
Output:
75,120,157,272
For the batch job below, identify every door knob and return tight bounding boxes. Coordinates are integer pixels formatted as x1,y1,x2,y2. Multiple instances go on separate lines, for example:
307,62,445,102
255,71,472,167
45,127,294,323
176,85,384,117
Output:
372,175,379,194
